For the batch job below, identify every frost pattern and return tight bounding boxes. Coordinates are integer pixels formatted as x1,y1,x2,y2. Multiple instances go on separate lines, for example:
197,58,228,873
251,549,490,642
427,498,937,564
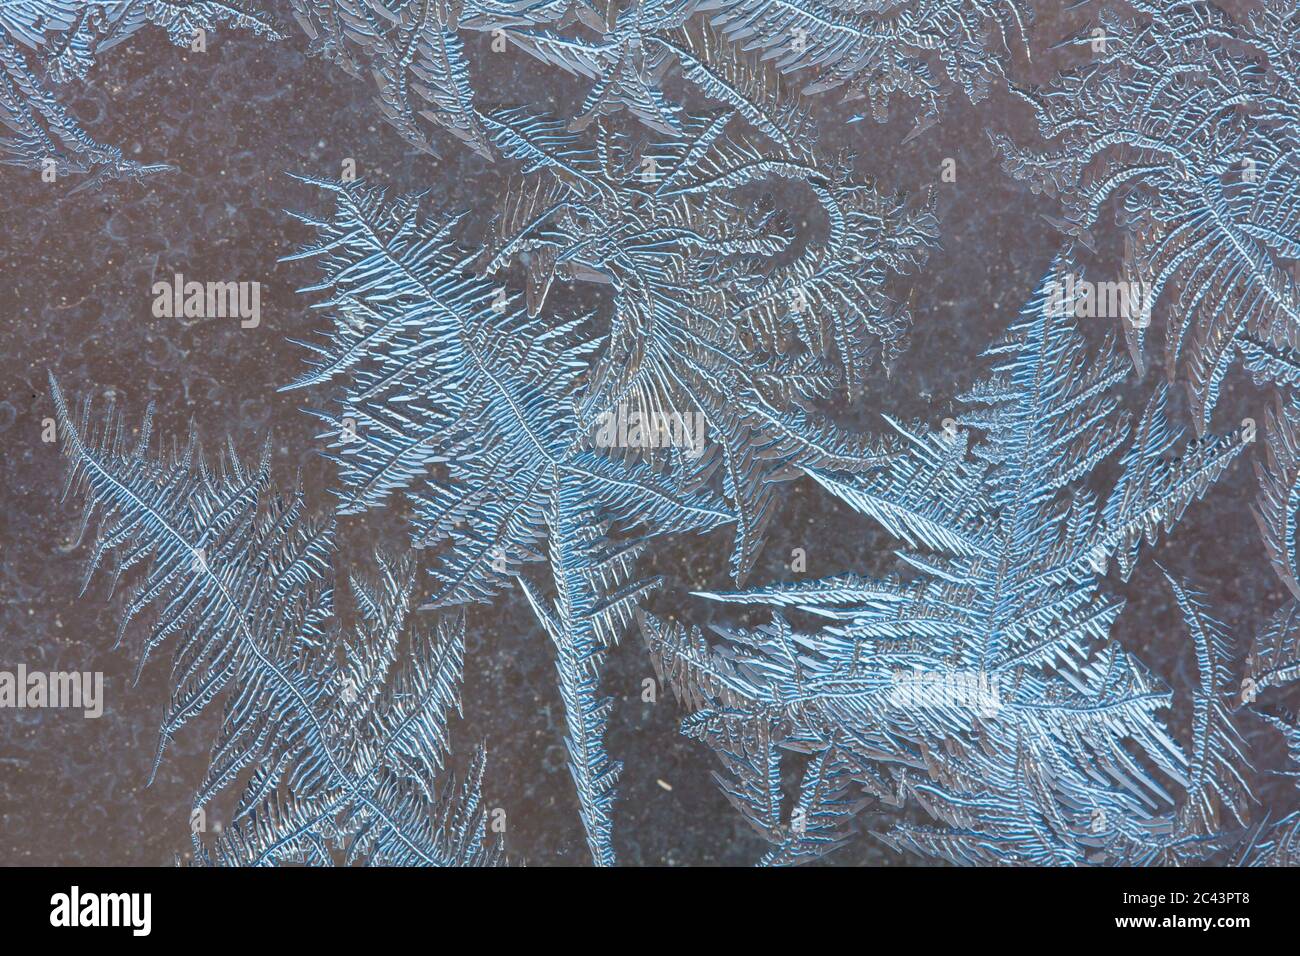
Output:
288,0,491,157
283,173,728,863
27,0,1296,871
994,0,1300,431
696,0,1031,132
642,258,1251,865
281,113,931,860
285,0,1031,161
479,108,936,579
0,1,281,181
1239,396,1300,864
50,377,501,866
462,0,1031,138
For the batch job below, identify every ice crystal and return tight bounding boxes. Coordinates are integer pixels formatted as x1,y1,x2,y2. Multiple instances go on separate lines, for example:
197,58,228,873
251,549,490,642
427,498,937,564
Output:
0,1,281,181
642,257,1251,865
994,0,1300,431
462,0,1031,138
280,109,930,858
50,377,500,866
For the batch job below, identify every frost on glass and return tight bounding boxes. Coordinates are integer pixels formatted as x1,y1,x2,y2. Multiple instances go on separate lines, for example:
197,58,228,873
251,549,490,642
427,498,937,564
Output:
49,378,502,866
0,1,281,181
287,0,1031,155
994,1,1300,432
642,258,1252,865
279,102,933,860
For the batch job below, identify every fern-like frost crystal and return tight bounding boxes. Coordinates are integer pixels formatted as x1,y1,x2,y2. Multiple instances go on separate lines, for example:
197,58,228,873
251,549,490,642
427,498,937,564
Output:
281,118,930,859
994,0,1300,432
50,377,501,866
643,258,1251,865
1,1,281,181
